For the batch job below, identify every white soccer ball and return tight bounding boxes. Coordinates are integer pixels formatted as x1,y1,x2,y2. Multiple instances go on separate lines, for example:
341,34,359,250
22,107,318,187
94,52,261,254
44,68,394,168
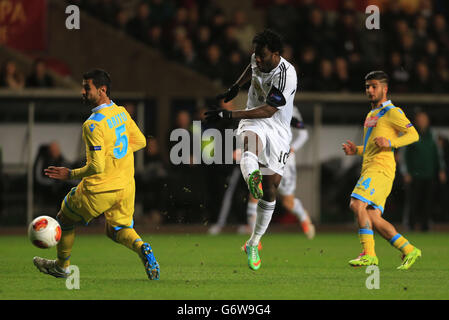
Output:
28,216,62,249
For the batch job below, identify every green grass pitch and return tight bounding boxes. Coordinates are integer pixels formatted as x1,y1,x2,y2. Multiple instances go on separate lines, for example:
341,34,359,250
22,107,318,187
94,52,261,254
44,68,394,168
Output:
1,231,448,300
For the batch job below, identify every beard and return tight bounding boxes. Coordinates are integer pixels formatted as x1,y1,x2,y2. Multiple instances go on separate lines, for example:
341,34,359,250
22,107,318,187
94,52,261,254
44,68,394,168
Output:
369,94,382,105
82,94,97,107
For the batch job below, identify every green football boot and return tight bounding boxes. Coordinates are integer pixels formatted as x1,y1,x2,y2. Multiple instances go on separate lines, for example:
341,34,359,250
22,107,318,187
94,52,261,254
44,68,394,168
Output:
245,243,261,271
348,251,379,267
397,247,421,270
248,170,263,199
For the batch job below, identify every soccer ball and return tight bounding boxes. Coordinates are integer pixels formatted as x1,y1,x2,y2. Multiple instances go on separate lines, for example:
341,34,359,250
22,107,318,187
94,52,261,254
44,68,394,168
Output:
28,216,62,249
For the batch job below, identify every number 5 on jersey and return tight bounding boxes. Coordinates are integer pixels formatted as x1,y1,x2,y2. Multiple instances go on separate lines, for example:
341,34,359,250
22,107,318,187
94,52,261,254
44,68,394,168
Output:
114,124,128,159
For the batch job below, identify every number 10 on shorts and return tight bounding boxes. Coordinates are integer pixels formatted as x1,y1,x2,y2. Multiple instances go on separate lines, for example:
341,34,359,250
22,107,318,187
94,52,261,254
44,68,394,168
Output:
278,151,289,164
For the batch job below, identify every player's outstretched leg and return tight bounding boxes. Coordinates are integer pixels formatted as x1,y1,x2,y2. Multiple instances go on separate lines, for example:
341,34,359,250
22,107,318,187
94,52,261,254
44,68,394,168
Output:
33,211,76,278
348,199,377,267
389,233,421,270
368,210,422,270
284,196,315,239
106,223,160,280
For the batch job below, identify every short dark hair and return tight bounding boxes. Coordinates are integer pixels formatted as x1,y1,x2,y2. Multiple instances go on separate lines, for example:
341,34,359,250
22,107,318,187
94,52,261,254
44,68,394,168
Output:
252,29,283,54
83,69,111,96
365,70,389,85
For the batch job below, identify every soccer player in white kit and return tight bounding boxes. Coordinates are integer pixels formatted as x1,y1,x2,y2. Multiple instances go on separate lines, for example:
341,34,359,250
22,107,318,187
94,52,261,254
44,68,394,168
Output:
205,29,297,271
246,107,315,239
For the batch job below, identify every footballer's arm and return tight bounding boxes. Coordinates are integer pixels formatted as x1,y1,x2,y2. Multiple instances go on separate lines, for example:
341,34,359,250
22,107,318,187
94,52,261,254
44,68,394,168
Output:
235,63,252,88
127,117,147,152
70,121,106,179
45,122,105,181
232,104,278,119
231,85,286,120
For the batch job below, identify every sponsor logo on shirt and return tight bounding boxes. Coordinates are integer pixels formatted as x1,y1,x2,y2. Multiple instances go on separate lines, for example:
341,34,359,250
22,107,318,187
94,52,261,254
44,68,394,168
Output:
88,124,96,132
364,116,379,128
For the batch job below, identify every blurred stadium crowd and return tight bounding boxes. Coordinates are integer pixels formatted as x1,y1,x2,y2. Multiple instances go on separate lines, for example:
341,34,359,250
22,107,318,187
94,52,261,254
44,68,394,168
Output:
52,0,449,93
2,0,449,92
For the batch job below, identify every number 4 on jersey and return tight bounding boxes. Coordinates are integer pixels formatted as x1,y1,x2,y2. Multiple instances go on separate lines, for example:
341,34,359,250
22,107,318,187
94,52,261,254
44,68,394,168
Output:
356,176,371,190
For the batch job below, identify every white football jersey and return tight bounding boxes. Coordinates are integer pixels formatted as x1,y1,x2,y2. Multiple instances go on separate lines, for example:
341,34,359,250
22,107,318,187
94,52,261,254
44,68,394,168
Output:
246,53,298,144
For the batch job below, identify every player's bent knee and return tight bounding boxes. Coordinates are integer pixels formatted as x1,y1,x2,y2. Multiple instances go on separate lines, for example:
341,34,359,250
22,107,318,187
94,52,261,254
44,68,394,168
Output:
263,185,277,202
349,199,365,214
105,223,117,242
56,211,76,230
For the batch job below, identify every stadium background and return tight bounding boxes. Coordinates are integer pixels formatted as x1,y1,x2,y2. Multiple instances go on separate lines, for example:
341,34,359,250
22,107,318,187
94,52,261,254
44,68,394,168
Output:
1,0,449,233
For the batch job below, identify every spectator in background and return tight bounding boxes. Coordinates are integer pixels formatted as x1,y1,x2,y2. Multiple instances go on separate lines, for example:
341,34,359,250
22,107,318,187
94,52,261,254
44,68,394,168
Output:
219,25,241,57
303,7,334,58
26,59,54,88
334,57,358,92
148,24,165,51
420,0,435,19
424,39,439,71
126,2,151,43
197,43,226,86
402,110,446,232
186,4,200,34
411,60,434,93
435,55,449,92
169,26,189,60
177,38,198,69
209,9,227,40
114,8,129,33
136,136,168,225
387,51,410,93
316,59,338,91
222,49,246,87
414,15,429,53
0,60,25,89
383,2,408,35
167,6,189,35
33,141,74,211
335,11,362,60
297,45,318,91
148,0,176,26
431,14,449,52
388,19,410,52
193,25,212,61
266,0,298,45
399,32,418,71
232,9,256,55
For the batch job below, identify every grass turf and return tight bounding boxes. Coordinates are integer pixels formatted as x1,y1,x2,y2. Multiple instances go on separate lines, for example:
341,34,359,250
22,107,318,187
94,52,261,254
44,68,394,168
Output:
0,231,448,300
